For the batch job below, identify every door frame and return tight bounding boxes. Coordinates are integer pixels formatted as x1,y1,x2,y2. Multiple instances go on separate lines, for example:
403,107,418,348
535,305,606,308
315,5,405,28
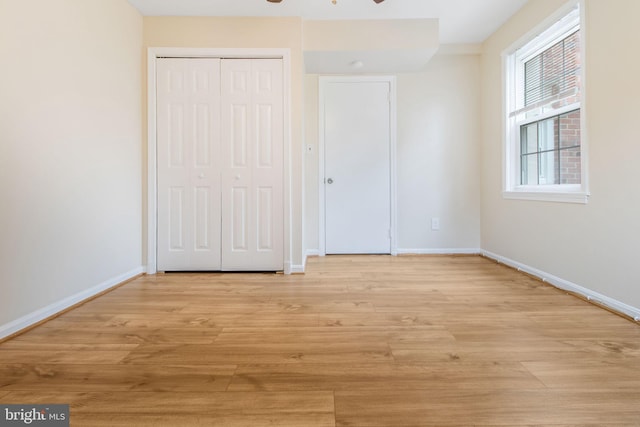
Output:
318,76,398,256
146,47,292,274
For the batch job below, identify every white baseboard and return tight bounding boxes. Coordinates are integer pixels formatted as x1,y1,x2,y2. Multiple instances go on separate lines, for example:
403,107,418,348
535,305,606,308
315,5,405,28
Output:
287,251,312,274
0,266,145,340
481,250,640,322
283,250,321,274
285,261,305,274
304,248,480,256
289,264,306,274
396,248,481,255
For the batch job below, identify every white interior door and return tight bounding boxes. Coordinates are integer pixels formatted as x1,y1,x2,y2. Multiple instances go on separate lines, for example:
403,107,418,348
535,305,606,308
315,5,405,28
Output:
220,59,284,270
324,80,391,254
157,58,222,271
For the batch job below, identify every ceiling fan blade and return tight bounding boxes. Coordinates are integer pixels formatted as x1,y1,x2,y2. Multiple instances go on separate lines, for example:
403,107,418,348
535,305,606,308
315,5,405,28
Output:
373,0,385,3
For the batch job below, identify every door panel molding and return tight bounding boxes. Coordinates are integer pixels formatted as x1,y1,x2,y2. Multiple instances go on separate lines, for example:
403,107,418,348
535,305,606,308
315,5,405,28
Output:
318,76,398,256
147,48,292,274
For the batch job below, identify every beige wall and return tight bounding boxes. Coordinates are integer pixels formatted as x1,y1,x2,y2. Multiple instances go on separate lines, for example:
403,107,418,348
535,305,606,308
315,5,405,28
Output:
0,0,143,329
303,75,320,253
397,55,481,251
481,0,640,308
304,55,482,253
143,17,305,269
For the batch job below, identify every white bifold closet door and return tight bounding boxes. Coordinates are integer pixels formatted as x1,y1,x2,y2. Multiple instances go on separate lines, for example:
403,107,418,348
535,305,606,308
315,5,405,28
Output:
220,59,284,271
157,58,222,271
156,58,284,271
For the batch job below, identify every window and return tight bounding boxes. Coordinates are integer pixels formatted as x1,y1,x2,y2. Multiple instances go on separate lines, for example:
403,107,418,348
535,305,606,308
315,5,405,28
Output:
503,2,588,203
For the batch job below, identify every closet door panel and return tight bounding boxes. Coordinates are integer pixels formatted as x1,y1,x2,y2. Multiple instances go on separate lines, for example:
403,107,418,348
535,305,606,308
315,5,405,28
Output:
221,59,284,271
157,58,222,271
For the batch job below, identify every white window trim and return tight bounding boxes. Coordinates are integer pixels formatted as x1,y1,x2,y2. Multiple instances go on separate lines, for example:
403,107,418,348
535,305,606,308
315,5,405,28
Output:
502,0,589,204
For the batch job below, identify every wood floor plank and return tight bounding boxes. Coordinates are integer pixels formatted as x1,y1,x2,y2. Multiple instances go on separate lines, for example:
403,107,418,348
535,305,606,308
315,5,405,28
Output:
228,362,545,392
317,312,436,327
390,340,591,364
475,425,639,427
1,391,335,427
522,359,640,390
0,364,237,392
179,300,375,314
559,339,640,358
334,389,640,426
38,313,117,327
67,413,336,427
0,350,132,365
121,341,394,365
11,327,221,345
0,343,139,351
103,313,320,328
0,255,638,426
213,325,456,345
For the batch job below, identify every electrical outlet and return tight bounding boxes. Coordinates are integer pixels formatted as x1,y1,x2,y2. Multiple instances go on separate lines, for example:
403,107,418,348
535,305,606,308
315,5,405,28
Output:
431,218,440,231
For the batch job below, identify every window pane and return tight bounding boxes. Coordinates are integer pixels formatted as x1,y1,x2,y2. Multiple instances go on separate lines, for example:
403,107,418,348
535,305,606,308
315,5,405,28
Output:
564,31,581,100
539,150,559,185
524,30,581,107
524,56,542,106
519,109,581,186
559,110,581,148
541,41,564,100
559,146,581,184
521,153,538,185
538,117,557,152
521,123,538,155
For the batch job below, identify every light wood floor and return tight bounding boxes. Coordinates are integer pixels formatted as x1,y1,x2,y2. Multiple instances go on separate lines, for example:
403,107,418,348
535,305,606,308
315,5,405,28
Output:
1,255,640,426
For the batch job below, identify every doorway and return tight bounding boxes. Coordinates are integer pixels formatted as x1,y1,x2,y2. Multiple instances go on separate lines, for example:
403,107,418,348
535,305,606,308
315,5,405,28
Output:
319,76,397,255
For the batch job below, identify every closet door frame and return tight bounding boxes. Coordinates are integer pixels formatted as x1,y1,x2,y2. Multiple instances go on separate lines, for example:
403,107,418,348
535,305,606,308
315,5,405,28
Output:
146,47,292,274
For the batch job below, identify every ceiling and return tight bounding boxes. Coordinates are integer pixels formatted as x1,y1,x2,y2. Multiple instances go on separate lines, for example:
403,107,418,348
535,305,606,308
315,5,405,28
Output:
127,0,529,44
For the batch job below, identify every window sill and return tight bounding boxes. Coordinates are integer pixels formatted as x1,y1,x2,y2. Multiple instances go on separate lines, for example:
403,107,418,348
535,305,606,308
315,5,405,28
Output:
503,189,589,204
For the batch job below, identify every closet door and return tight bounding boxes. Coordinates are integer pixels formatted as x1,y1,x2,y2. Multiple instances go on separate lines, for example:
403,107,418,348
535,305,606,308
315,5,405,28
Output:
221,59,284,271
156,58,222,271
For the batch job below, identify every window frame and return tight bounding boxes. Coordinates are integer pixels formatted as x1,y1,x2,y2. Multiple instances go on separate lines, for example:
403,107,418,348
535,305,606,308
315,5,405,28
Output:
502,0,589,204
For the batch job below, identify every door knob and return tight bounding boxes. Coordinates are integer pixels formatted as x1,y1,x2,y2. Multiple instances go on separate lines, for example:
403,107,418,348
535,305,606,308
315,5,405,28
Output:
327,178,334,184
